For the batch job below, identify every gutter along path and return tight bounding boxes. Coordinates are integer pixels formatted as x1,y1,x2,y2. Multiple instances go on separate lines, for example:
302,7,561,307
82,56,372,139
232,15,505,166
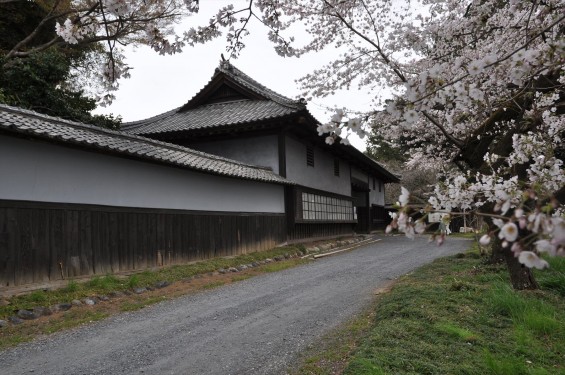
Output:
0,236,471,375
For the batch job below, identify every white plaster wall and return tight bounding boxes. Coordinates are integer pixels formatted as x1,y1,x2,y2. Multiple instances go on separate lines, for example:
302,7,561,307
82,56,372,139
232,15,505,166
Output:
0,135,285,213
369,176,385,206
284,136,351,196
352,167,385,206
189,135,279,174
351,166,368,182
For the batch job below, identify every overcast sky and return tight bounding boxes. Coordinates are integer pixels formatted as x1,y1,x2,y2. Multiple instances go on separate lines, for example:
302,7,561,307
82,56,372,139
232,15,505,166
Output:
94,1,380,151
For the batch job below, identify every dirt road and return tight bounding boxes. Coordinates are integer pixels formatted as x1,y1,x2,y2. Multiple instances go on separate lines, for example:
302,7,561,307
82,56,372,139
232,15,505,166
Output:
0,236,471,375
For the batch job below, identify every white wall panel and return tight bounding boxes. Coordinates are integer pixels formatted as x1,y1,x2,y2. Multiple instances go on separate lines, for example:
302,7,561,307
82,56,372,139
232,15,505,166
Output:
284,136,351,196
0,136,285,213
189,135,279,174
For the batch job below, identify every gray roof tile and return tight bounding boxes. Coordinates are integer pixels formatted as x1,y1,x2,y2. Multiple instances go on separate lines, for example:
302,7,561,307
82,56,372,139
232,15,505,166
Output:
122,99,302,135
0,105,293,186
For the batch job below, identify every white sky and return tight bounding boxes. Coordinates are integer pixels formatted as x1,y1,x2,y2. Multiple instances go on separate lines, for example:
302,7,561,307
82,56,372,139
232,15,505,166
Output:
94,1,381,151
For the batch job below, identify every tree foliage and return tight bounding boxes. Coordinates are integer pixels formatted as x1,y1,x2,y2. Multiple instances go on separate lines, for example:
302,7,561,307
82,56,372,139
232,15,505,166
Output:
1,0,200,105
0,0,120,128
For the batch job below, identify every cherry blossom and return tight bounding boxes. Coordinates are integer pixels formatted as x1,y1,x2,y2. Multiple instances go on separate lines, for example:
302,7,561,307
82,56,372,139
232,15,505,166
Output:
398,187,410,207
267,0,564,279
4,0,201,105
479,235,491,246
518,252,549,270
499,223,519,243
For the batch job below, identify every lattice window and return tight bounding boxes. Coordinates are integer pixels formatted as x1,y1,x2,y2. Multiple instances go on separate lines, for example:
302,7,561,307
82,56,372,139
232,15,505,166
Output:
300,192,354,221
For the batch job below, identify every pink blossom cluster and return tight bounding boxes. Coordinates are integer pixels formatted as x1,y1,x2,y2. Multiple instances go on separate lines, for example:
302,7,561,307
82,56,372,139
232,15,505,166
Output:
480,210,565,269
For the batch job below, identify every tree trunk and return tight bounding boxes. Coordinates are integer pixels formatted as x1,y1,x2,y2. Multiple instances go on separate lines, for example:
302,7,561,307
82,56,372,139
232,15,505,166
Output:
488,229,538,290
489,236,506,264
503,246,539,290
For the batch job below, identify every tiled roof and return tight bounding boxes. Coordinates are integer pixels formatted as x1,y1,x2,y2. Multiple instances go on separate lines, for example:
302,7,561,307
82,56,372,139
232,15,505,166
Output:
0,104,293,185
122,100,301,135
122,60,306,135
214,60,302,108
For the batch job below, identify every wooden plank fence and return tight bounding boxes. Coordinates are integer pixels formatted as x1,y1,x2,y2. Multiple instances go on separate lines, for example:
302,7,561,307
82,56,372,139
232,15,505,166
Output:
0,200,286,287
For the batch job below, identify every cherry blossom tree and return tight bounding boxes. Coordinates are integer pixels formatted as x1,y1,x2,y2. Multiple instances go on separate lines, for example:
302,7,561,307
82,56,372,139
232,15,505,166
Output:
2,0,292,105
289,0,563,290
190,0,564,289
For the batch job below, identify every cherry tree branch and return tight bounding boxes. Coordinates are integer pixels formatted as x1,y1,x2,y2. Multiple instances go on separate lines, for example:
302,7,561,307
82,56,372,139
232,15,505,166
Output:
320,0,464,148
421,111,465,148
4,0,67,59
412,12,565,106
321,0,407,82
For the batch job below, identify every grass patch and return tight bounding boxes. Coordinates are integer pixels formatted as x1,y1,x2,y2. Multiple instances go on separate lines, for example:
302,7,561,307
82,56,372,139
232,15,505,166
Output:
41,310,110,334
435,322,479,342
0,333,28,349
231,275,252,282
0,310,110,350
292,305,378,375
296,244,565,375
536,256,565,297
262,258,305,273
86,275,122,292
202,281,226,290
0,246,304,321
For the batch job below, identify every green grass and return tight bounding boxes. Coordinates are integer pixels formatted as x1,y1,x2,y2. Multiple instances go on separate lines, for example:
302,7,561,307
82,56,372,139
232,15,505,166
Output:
41,310,110,334
65,280,79,293
262,258,305,273
0,310,110,349
231,275,253,282
297,244,565,375
536,256,565,297
202,281,226,290
435,321,479,342
292,305,378,375
120,296,168,312
85,275,122,292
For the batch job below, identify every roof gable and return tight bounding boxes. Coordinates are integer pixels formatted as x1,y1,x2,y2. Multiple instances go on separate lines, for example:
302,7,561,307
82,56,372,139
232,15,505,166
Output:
179,76,263,110
178,60,303,111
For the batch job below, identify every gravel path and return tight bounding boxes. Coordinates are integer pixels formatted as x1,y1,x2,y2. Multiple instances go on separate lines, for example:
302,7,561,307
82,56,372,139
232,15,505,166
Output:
0,236,471,375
